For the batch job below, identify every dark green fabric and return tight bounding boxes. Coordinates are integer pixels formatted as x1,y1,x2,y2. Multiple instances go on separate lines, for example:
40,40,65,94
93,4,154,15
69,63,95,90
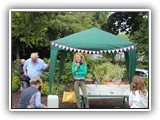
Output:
57,51,67,85
53,50,68,94
49,28,136,94
54,28,134,50
124,49,137,83
49,47,58,94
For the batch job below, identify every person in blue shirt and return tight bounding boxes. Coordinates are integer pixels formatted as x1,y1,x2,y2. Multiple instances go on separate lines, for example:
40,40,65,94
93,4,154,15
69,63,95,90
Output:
19,77,47,108
23,52,50,79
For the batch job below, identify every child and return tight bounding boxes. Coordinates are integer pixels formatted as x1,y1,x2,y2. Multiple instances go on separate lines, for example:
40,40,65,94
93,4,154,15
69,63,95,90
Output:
129,76,148,108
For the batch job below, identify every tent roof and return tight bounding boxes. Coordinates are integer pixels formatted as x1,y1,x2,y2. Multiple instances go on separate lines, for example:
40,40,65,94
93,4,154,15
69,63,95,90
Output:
49,27,137,93
52,28,135,51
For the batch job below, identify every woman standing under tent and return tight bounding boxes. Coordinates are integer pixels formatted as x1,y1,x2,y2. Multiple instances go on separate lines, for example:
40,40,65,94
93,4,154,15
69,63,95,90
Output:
72,53,89,108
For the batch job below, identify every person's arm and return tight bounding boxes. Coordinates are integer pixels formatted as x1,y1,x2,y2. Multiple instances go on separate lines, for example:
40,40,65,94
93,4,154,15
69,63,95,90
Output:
41,59,50,70
45,59,50,69
76,64,87,76
35,91,44,108
19,65,23,75
72,63,78,75
23,61,27,76
129,91,133,107
145,89,148,97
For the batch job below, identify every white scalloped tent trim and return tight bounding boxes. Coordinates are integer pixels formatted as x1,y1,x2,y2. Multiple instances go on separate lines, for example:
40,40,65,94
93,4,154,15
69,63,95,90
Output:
51,41,135,54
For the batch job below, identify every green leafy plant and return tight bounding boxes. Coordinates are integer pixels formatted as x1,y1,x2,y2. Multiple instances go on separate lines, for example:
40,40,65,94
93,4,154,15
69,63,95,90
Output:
12,75,21,92
86,73,93,79
93,62,124,83
41,81,66,96
144,78,148,90
12,59,21,76
41,71,49,81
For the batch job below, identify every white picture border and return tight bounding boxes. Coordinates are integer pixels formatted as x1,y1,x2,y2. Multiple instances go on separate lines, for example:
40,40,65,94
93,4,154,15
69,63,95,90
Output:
9,9,151,111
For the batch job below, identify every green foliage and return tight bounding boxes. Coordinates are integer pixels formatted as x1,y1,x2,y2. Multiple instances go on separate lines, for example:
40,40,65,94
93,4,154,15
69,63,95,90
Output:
12,12,108,60
41,81,66,96
12,12,50,48
86,73,93,79
41,70,49,81
117,33,129,40
41,81,49,96
12,59,21,76
144,78,148,90
12,75,21,92
11,59,21,92
93,62,124,82
84,54,108,75
102,12,149,68
129,12,149,63
136,62,148,70
102,12,141,35
61,62,72,82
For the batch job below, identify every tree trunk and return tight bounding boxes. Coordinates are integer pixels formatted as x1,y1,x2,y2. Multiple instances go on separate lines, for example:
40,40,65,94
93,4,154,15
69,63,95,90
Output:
16,46,20,59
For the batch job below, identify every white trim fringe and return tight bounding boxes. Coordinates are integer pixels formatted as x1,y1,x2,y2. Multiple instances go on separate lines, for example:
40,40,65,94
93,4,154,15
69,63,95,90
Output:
51,41,135,54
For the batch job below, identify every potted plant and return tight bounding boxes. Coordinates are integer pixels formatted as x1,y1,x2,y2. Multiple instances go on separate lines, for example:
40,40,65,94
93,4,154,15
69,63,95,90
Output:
85,73,93,84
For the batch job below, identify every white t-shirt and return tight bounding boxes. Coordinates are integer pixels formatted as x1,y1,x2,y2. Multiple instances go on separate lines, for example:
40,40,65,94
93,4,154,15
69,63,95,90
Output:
129,90,148,108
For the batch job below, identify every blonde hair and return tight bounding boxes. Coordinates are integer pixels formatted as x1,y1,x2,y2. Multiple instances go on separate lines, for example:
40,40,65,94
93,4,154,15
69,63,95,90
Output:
30,76,42,85
73,53,86,64
131,76,147,96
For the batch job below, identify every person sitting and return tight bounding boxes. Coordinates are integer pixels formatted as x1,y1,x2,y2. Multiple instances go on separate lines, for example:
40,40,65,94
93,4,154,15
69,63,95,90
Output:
129,76,148,108
18,76,47,108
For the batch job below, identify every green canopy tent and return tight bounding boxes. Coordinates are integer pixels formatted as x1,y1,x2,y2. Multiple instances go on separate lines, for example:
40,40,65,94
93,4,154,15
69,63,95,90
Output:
49,28,136,94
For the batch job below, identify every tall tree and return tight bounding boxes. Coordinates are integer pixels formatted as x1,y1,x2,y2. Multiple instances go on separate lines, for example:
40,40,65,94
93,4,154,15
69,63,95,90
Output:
129,12,149,63
12,11,108,60
101,12,141,35
102,12,149,67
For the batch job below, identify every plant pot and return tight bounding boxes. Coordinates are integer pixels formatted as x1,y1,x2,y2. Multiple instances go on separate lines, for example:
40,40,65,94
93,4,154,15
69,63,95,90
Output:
85,79,92,84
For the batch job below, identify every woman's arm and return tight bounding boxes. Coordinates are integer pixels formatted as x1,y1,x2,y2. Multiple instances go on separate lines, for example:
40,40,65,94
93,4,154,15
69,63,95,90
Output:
77,64,87,76
72,63,77,75
129,91,134,107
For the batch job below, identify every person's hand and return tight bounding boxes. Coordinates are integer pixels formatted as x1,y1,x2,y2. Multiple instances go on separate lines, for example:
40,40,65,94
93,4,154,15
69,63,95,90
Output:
76,63,80,67
42,104,47,108
48,58,50,64
24,72,27,76
75,63,80,71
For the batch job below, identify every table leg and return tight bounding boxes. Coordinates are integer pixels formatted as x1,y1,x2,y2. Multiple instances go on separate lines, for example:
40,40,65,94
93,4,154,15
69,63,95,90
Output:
123,97,129,105
81,96,84,108
123,97,125,105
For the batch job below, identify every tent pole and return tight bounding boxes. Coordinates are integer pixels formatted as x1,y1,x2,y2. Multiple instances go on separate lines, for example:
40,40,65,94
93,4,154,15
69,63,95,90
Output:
48,47,58,94
58,51,67,84
55,51,67,94
124,49,136,84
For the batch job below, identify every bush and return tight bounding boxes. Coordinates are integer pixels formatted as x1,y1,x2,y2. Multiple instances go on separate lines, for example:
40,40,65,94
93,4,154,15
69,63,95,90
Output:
41,70,49,81
41,81,49,96
136,62,148,70
144,78,148,90
41,81,66,96
93,62,124,82
12,59,21,76
12,75,21,92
